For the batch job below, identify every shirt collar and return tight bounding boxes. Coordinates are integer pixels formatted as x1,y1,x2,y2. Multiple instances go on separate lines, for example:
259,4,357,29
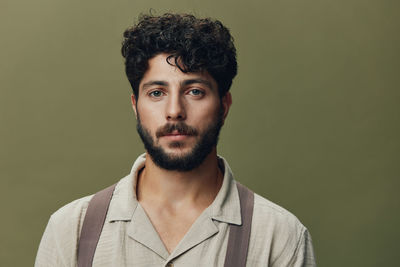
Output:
107,153,241,225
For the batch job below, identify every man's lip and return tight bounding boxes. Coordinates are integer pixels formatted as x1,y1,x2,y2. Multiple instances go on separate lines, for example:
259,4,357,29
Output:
161,133,192,140
164,133,188,136
163,130,190,136
162,134,190,138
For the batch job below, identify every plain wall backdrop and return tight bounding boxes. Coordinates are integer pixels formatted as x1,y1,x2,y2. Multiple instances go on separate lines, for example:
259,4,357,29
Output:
1,0,399,266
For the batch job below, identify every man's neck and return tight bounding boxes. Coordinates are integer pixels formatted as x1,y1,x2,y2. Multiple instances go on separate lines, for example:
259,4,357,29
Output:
136,149,223,210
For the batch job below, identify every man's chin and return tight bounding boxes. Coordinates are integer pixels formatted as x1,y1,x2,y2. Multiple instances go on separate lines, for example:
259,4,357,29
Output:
162,148,195,160
147,149,202,172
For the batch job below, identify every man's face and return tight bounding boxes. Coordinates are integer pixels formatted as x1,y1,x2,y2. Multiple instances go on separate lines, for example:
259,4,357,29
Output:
131,54,231,171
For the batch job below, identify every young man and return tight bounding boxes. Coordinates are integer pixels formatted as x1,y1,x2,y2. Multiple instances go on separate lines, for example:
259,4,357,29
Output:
35,13,316,266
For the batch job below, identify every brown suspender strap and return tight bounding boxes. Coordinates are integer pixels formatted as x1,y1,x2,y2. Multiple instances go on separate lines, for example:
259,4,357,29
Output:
77,184,116,267
77,182,254,267
224,182,255,267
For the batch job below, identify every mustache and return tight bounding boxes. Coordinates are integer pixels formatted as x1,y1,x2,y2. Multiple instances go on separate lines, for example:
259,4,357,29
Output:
155,122,198,138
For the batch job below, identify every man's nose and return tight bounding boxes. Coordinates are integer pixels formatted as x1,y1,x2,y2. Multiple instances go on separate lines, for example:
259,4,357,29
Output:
165,93,186,121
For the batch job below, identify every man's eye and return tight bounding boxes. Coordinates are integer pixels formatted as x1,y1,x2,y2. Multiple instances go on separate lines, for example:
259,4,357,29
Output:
188,89,203,96
149,90,163,97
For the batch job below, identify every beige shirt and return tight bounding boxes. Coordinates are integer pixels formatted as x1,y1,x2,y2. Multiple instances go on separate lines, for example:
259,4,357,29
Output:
35,154,316,267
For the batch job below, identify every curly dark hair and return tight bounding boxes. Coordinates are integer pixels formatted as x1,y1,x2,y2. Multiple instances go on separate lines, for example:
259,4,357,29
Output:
121,13,237,99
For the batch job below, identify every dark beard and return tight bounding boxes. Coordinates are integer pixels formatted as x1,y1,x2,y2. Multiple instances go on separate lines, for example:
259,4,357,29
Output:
136,109,223,172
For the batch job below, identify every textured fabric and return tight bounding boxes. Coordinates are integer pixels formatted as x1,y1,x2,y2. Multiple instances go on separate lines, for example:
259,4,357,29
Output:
78,184,117,267
77,182,254,267
35,154,316,267
224,182,254,267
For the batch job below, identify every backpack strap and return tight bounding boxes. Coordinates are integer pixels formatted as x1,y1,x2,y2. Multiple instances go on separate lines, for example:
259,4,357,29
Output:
77,184,116,267
224,182,255,267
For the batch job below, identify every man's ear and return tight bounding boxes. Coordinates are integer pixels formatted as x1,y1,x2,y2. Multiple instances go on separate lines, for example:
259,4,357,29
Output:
221,92,232,121
130,94,138,119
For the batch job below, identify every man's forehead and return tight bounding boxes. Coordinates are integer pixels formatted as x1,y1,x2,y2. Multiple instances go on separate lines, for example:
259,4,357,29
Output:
139,54,217,89
145,54,205,76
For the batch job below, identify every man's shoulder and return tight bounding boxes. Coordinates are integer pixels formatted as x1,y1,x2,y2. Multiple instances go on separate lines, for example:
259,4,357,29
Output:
253,193,307,238
35,192,100,266
48,193,94,233
252,192,306,233
50,193,94,220
248,190,315,266
49,174,132,226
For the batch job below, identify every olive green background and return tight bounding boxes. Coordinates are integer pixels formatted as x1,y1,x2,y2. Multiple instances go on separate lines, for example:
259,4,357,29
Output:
1,0,399,266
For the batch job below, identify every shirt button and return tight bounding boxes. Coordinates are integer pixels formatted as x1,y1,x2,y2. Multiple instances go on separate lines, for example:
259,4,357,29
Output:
166,262,174,267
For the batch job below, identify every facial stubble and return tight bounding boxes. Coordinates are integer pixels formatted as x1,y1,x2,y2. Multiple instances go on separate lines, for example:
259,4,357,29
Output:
136,108,224,172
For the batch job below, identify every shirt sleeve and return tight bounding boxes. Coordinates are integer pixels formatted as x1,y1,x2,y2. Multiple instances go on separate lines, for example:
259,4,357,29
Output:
271,227,317,267
34,211,81,267
289,228,316,267
34,216,68,267
34,195,91,267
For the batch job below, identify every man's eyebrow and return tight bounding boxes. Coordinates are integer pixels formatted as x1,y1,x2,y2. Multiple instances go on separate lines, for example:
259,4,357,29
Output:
182,79,213,90
141,80,169,90
141,79,214,90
